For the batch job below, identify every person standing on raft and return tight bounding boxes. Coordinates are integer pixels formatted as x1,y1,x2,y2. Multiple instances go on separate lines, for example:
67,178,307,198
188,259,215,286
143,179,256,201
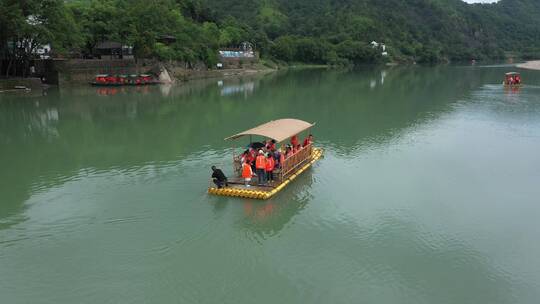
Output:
291,134,299,148
255,150,267,185
303,134,313,147
265,153,275,183
242,159,254,187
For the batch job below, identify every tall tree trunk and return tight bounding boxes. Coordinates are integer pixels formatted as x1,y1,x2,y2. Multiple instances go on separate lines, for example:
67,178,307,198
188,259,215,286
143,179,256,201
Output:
22,56,29,78
6,59,12,77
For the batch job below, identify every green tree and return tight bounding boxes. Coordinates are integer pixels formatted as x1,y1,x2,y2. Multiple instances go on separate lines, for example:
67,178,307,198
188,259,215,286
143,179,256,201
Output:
269,36,295,62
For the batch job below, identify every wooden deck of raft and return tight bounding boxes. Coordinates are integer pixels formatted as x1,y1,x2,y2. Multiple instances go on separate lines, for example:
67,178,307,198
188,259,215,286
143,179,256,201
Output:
208,148,324,200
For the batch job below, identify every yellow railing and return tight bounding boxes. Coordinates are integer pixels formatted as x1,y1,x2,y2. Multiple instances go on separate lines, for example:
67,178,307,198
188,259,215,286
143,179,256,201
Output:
280,143,313,180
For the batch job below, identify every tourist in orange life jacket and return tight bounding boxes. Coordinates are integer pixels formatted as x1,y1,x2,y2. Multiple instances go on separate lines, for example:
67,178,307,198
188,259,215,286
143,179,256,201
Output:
291,135,299,147
241,159,253,187
303,134,313,147
255,150,267,185
265,153,275,182
515,75,521,84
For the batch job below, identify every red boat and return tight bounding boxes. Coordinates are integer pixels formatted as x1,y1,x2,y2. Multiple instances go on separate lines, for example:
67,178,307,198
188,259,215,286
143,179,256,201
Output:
503,72,522,86
91,74,161,86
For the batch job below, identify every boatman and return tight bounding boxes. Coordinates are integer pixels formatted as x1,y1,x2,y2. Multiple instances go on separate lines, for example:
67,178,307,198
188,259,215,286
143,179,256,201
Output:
255,150,267,185
211,166,228,189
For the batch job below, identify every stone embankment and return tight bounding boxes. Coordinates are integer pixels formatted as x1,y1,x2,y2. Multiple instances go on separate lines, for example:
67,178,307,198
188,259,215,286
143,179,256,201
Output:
53,59,273,85
0,78,44,93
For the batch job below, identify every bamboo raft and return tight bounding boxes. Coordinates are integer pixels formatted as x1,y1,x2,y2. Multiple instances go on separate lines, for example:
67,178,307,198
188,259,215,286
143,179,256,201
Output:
209,147,323,200
209,118,322,200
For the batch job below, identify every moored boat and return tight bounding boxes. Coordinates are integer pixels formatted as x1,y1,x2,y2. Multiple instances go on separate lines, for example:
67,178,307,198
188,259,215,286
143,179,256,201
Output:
90,74,161,86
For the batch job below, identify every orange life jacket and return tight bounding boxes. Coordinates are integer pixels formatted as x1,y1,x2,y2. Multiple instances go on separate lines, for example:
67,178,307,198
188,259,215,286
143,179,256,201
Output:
255,155,267,169
265,157,275,172
242,163,252,178
291,135,298,147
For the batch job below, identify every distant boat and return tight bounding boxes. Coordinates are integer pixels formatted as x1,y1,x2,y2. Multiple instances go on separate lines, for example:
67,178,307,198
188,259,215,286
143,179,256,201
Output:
90,74,161,86
503,72,522,87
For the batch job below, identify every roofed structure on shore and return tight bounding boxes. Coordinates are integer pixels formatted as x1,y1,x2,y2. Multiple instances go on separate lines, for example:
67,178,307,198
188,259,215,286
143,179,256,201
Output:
94,41,133,60
157,35,177,45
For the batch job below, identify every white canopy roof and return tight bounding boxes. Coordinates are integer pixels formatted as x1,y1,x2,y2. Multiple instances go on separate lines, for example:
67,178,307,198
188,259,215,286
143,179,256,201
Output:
225,118,315,143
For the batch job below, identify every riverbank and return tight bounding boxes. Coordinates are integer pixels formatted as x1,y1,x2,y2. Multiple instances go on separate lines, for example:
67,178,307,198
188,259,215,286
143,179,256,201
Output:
171,64,276,82
0,78,45,93
54,59,276,86
517,60,540,70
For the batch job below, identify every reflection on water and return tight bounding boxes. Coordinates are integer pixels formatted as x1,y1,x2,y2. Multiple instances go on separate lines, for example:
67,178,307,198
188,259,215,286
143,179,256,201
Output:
218,79,255,97
1,66,540,303
239,170,314,240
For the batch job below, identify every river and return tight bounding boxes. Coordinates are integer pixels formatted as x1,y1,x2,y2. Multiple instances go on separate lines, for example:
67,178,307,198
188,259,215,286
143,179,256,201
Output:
1,65,540,303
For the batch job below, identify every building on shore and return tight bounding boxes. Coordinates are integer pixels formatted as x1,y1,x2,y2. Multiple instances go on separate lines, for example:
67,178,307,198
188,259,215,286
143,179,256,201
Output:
94,41,134,60
218,42,258,69
370,41,388,57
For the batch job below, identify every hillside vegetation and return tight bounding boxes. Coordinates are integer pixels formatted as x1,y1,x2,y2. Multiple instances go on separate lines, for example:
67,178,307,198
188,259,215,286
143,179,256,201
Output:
204,0,540,63
1,0,539,75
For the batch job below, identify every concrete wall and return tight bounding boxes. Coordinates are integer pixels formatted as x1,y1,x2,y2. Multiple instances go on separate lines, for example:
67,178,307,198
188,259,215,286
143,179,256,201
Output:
32,57,261,86
55,59,143,85
218,54,259,69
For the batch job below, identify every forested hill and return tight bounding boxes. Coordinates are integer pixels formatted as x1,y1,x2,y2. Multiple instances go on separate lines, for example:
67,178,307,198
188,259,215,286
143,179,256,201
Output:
203,0,540,63
1,0,540,70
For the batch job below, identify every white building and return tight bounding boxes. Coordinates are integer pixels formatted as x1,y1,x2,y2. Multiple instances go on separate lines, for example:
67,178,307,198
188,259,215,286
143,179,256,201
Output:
35,44,51,59
370,41,388,57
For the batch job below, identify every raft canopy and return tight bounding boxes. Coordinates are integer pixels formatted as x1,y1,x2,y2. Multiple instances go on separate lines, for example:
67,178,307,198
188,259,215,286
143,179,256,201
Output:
506,72,520,75
225,118,315,143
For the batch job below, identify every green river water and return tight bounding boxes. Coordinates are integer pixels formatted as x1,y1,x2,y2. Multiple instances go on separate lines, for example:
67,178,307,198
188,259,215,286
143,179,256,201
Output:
1,65,540,303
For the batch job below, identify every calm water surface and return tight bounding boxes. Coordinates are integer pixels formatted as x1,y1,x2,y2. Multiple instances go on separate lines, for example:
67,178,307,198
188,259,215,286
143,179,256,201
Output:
1,66,540,303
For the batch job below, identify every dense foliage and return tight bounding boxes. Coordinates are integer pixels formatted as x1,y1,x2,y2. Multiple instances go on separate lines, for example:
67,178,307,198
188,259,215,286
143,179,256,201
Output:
204,0,540,64
1,0,540,76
